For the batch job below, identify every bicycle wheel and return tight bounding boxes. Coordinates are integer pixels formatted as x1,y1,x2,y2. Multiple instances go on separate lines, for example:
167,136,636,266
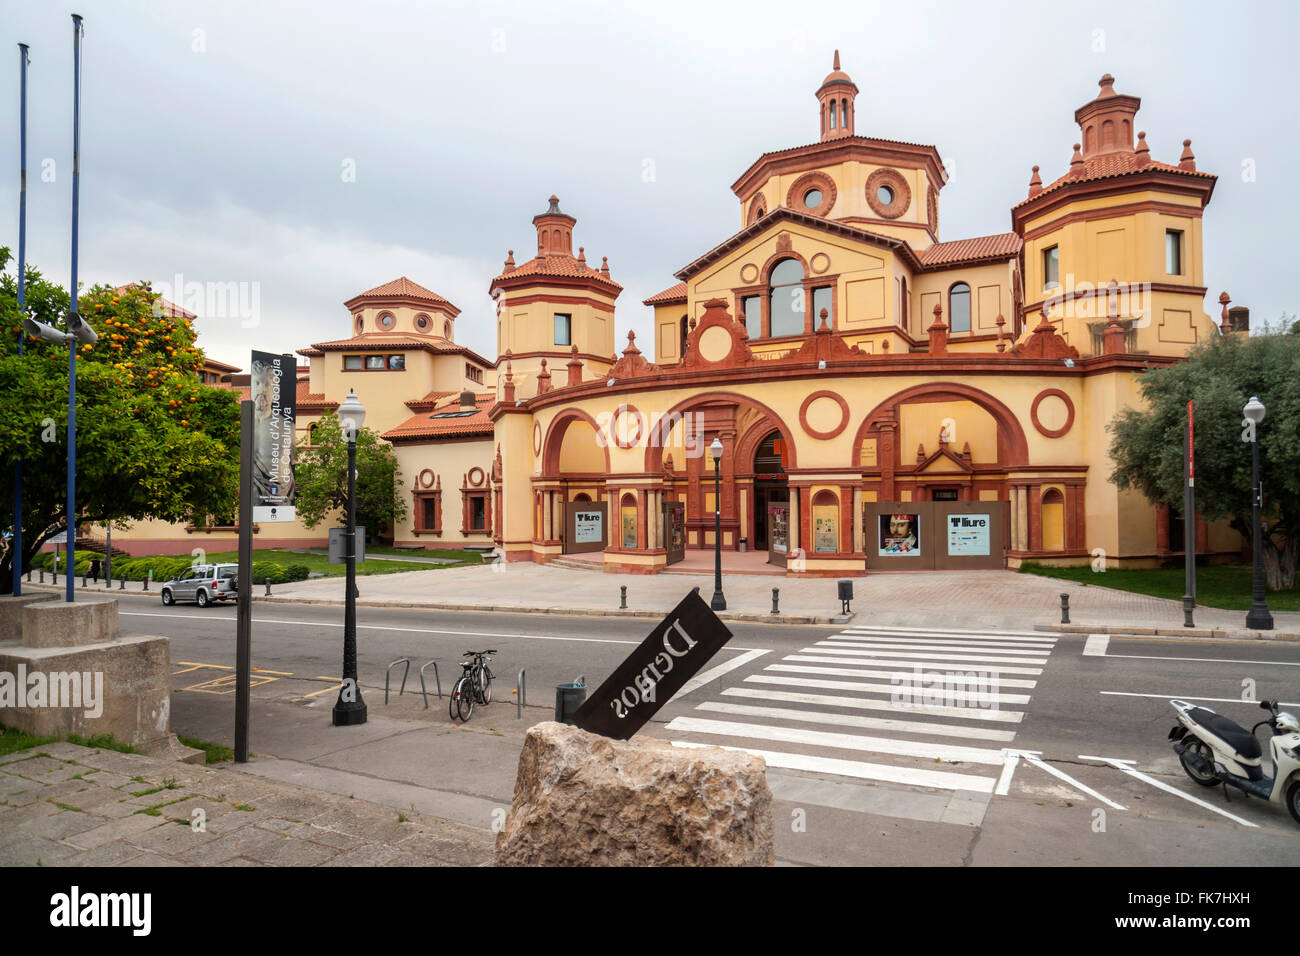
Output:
478,665,493,705
453,676,475,721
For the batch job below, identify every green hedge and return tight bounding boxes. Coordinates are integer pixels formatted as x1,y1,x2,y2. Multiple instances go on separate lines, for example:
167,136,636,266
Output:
29,552,310,585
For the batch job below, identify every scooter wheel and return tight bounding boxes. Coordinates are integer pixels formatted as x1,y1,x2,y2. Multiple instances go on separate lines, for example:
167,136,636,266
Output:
1287,778,1300,826
1178,737,1219,787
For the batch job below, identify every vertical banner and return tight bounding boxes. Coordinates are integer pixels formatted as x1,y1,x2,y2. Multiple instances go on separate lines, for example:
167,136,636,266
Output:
250,351,297,522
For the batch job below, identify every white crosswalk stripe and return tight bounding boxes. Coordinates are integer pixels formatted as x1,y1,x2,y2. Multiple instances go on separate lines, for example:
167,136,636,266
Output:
666,624,1057,795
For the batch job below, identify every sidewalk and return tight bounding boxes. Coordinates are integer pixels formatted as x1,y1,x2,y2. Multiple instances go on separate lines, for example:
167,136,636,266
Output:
0,740,495,867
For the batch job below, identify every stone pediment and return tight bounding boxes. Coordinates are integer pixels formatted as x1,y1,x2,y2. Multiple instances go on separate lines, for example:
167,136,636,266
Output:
682,299,755,369
1012,316,1079,360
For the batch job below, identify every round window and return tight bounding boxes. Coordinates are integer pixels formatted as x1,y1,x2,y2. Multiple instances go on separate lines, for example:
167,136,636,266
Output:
378,313,395,329
804,189,823,209
877,185,894,206
415,313,430,331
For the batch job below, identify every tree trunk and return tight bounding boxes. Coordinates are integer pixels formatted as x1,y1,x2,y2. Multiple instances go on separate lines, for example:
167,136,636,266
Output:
1261,533,1298,591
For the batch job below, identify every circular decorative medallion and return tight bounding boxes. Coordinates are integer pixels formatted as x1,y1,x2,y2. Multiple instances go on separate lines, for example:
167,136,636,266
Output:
865,168,911,220
740,263,760,284
415,313,431,331
786,171,836,218
1030,388,1075,439
468,466,485,487
610,404,645,449
799,390,850,440
927,186,938,232
377,312,395,329
533,422,542,456
417,468,435,489
810,252,831,275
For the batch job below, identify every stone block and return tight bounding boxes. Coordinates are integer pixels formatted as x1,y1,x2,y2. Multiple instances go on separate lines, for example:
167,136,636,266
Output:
22,597,119,648
495,721,774,866
0,592,58,641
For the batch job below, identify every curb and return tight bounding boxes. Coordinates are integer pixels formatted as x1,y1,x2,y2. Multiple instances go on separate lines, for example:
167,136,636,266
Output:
1037,622,1300,643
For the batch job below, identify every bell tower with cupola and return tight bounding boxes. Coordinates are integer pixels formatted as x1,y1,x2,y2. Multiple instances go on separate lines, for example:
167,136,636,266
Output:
817,50,857,141
490,195,622,401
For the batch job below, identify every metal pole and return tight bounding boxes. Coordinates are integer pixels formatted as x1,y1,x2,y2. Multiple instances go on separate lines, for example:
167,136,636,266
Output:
13,43,29,598
1245,434,1273,630
234,401,253,761
65,15,84,603
711,451,726,611
104,522,111,585
1182,411,1195,627
333,434,367,724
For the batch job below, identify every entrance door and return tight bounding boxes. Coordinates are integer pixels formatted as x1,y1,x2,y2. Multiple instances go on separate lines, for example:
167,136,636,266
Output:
767,502,790,567
662,500,685,566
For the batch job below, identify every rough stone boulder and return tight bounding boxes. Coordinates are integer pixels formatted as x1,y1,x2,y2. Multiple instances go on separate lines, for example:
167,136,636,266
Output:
494,721,773,866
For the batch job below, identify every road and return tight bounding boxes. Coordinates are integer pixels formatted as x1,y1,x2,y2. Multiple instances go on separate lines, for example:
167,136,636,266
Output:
117,590,1300,866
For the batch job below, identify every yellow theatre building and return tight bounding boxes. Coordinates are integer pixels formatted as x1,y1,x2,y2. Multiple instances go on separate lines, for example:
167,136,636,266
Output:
115,57,1246,576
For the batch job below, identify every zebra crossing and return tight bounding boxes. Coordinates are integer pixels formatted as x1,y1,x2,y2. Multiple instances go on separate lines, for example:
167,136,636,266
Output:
665,624,1058,795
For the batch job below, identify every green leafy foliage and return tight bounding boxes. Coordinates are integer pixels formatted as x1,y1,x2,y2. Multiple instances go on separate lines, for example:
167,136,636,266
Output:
293,414,406,537
1109,327,1300,589
0,249,240,593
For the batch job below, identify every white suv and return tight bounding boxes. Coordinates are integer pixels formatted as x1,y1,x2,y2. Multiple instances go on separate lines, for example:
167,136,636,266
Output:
160,564,239,608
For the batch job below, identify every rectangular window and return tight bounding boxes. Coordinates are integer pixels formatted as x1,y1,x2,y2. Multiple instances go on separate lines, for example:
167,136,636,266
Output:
469,494,487,532
1165,230,1183,275
742,296,761,333
343,355,363,370
387,354,405,370
1042,245,1059,291
365,355,385,370
554,313,572,346
812,286,833,328
465,363,483,384
419,496,440,533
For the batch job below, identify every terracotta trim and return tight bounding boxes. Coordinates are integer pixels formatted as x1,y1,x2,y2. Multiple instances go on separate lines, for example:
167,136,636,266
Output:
732,137,947,200
850,381,1031,467
498,293,616,313
1030,388,1076,439
1012,171,1215,231
786,171,838,218
799,390,851,440
611,404,645,449
541,408,611,474
865,167,911,219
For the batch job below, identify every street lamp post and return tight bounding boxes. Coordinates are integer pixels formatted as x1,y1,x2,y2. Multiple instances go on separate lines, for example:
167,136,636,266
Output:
1243,396,1273,631
333,391,368,725
709,437,726,611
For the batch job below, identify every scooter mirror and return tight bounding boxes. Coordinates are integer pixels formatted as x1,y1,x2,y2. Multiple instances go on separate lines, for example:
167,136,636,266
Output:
1259,699,1275,710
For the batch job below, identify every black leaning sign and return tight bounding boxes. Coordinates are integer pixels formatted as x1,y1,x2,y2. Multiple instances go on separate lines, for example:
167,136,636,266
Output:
572,589,733,740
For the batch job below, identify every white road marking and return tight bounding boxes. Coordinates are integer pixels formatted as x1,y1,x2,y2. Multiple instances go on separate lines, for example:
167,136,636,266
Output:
784,655,1044,676
1078,755,1257,827
1100,691,1300,708
1011,750,1127,810
723,685,1025,723
695,700,1018,741
665,716,1007,765
674,648,770,699
827,636,1056,650
819,639,1053,655
1104,653,1300,667
764,666,1031,703
1082,634,1110,657
995,750,1021,796
842,626,1055,641
781,657,1039,688
808,647,1053,666
670,741,997,793
119,611,766,651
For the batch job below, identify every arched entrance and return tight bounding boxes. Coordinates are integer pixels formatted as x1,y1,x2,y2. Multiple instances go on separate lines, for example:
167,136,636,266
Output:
751,430,788,551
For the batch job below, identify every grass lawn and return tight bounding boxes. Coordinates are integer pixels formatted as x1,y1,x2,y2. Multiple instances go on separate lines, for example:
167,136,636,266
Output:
0,724,140,757
1018,562,1300,612
177,735,234,764
197,547,482,578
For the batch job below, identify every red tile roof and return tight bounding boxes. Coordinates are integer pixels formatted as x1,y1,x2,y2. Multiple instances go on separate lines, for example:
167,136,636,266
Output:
113,285,197,320
381,394,496,442
919,233,1023,267
300,333,494,368
349,276,455,308
1012,153,1216,210
492,255,623,292
643,282,687,306
295,381,337,411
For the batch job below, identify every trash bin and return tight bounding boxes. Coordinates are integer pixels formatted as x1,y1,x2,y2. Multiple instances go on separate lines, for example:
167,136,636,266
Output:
738,537,748,553
554,682,587,724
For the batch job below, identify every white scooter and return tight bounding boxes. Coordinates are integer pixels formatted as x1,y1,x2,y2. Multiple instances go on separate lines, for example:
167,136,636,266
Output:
1169,698,1300,825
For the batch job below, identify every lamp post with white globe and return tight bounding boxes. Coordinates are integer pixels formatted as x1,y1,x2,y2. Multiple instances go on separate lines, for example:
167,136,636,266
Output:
333,391,369,725
1243,395,1273,631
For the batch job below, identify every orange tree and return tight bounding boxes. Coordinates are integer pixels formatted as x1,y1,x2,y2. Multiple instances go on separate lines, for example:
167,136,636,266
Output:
0,248,239,593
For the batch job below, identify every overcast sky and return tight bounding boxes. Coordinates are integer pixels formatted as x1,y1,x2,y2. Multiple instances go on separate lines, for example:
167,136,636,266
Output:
2,0,1297,370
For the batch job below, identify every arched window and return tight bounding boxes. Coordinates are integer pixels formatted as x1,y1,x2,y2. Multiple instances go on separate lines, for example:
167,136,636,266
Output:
949,283,971,334
679,315,688,357
829,100,838,129
1041,488,1065,552
841,98,849,128
768,258,806,337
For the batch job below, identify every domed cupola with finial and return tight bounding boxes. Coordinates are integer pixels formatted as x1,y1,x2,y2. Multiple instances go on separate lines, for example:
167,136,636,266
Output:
1075,73,1141,158
533,194,576,257
817,50,858,141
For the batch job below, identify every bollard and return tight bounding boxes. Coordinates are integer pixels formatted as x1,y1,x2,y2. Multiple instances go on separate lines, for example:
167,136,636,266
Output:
1060,593,1070,624
516,669,526,719
264,577,271,596
1182,596,1195,628
771,587,780,615
52,570,57,585
25,569,31,582
119,575,126,590
39,570,44,584
619,585,627,610
82,574,88,588
144,570,151,591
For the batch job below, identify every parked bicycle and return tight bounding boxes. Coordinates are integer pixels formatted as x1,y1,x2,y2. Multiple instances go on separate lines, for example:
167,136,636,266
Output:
449,649,497,722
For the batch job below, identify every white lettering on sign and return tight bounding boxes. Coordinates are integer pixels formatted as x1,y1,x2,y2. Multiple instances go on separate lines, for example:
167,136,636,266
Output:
608,620,697,718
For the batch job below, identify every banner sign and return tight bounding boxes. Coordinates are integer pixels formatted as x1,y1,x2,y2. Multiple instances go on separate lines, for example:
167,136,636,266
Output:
572,589,733,740
250,350,297,522
574,510,603,544
879,512,921,557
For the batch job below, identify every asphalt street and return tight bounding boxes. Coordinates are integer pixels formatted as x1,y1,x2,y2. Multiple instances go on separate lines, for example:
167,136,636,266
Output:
116,588,1300,867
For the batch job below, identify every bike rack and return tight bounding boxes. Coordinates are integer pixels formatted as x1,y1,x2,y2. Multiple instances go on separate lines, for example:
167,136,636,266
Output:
385,658,410,705
515,669,526,719
418,660,441,709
